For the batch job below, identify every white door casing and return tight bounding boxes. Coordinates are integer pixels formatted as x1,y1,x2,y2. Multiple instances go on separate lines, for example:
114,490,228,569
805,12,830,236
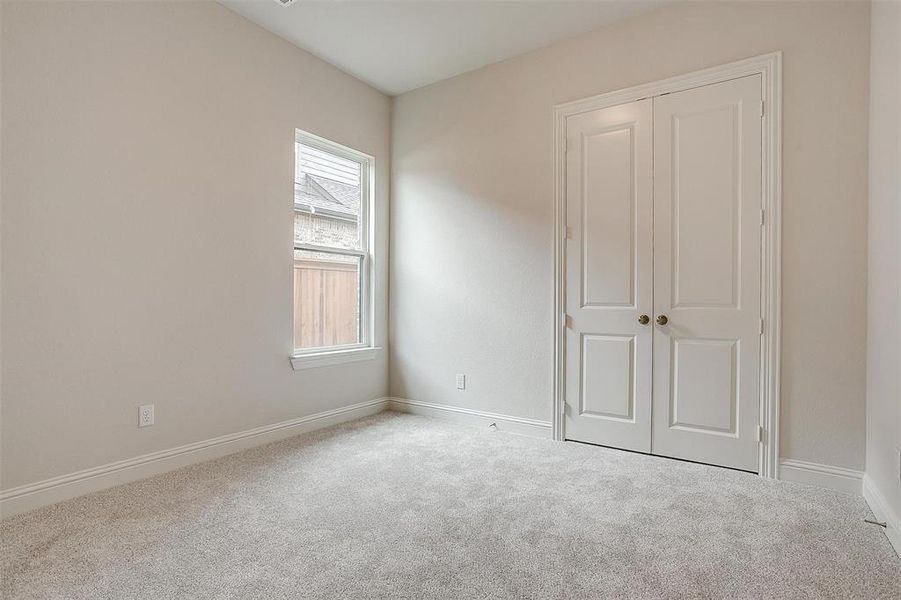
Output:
553,52,782,478
563,99,654,452
651,75,763,472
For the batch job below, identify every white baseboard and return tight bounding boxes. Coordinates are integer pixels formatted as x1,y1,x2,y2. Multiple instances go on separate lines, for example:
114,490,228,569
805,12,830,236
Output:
778,459,863,496
863,475,901,557
387,397,553,439
0,397,389,519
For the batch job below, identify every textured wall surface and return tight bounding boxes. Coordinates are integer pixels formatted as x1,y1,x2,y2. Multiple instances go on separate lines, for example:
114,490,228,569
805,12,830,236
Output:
0,1,391,489
390,1,871,470
866,0,901,522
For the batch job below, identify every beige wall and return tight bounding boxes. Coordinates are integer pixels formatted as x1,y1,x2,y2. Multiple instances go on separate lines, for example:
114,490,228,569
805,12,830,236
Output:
866,0,900,521
390,1,871,469
0,1,391,490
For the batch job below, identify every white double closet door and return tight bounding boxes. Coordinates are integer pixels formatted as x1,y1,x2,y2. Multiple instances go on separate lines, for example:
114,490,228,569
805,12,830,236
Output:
563,75,763,472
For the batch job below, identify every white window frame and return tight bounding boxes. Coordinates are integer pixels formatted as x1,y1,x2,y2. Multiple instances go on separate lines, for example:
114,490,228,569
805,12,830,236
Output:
290,130,378,370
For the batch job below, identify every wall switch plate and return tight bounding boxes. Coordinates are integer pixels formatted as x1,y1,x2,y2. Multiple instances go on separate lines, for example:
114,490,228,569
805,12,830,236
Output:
138,404,154,428
455,373,466,390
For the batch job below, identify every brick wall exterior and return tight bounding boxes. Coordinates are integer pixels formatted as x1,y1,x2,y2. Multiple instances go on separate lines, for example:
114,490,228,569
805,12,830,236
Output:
294,212,359,251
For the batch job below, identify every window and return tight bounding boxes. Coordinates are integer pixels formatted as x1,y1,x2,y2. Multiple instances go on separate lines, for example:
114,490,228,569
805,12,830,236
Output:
292,131,374,368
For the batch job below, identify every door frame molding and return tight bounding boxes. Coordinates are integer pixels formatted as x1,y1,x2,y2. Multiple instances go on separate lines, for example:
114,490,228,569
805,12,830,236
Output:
552,52,783,478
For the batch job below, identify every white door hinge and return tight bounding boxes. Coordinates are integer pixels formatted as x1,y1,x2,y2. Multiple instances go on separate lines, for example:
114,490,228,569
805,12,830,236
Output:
759,318,764,335
759,100,765,117
564,314,573,329
757,425,765,443
760,208,765,226
565,226,573,240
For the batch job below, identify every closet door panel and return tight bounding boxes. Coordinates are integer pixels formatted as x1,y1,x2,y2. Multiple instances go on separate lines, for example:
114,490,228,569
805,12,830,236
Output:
563,99,654,452
651,75,763,472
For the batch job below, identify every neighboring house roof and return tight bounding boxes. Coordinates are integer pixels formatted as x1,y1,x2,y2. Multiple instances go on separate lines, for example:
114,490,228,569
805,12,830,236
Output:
294,142,361,221
294,173,359,221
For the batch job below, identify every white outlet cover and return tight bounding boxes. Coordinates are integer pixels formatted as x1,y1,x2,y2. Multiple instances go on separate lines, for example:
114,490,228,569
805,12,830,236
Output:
139,404,154,428
455,374,466,390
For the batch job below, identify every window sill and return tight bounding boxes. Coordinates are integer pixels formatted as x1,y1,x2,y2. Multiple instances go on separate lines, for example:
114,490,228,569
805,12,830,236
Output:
290,347,380,371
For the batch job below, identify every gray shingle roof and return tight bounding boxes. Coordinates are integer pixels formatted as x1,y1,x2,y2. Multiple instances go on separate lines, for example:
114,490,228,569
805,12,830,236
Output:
294,174,359,220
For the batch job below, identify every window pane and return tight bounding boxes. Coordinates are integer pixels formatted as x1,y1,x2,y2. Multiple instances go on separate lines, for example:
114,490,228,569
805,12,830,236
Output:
294,143,362,250
293,249,361,350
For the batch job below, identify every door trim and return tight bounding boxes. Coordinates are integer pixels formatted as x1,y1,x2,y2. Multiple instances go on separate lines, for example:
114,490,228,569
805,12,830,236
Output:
552,52,783,478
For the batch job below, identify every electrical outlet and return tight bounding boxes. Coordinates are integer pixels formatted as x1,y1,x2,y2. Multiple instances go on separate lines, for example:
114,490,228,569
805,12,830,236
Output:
455,373,466,390
138,404,154,428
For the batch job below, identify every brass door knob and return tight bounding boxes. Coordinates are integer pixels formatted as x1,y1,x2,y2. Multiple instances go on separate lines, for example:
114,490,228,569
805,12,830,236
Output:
656,315,669,326
638,315,650,325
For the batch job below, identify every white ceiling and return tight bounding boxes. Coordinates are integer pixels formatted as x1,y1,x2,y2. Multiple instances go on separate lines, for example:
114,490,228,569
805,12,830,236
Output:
221,1,666,96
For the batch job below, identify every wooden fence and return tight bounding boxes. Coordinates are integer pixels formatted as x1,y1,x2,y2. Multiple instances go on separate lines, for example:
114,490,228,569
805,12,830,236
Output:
294,258,360,349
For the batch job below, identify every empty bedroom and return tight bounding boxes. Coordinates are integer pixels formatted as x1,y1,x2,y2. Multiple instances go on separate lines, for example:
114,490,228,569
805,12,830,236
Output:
1,0,899,598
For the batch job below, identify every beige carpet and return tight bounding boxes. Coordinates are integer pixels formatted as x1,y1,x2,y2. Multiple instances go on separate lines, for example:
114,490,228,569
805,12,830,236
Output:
1,412,899,599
